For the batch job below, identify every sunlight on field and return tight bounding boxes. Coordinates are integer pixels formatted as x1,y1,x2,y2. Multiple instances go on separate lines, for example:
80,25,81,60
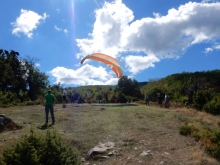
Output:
0,104,220,165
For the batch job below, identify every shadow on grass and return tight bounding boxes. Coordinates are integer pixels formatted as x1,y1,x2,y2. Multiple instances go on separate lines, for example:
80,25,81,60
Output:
36,124,53,130
91,103,139,107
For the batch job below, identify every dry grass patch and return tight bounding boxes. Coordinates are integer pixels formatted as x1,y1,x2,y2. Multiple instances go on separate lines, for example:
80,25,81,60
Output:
0,104,220,165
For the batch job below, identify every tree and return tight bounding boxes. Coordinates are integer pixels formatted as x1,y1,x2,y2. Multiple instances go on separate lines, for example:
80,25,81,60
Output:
70,91,85,103
0,49,6,92
0,49,26,95
102,90,109,103
117,91,127,103
118,76,133,96
0,129,82,165
23,56,49,101
117,76,143,100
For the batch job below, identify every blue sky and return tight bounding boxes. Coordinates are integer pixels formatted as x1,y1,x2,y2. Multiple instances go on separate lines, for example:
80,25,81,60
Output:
1,0,220,87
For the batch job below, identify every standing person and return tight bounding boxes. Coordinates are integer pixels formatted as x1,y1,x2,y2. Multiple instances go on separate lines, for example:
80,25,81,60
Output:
62,88,67,108
98,94,102,104
145,94,149,106
42,89,57,125
157,93,162,107
165,93,169,108
71,93,74,103
86,92,91,104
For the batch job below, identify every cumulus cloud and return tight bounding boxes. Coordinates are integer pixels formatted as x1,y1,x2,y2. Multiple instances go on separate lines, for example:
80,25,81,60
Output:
51,0,220,86
11,9,49,38
124,55,160,75
50,65,118,85
76,0,220,73
76,0,134,58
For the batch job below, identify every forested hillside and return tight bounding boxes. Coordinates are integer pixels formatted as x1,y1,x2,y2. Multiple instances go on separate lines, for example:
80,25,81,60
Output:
141,70,220,114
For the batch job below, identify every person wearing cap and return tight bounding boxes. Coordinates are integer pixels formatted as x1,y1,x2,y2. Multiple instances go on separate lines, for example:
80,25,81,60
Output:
42,89,57,125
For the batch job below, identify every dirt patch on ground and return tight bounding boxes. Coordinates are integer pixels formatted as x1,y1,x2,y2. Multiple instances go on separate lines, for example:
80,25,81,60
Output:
0,117,23,133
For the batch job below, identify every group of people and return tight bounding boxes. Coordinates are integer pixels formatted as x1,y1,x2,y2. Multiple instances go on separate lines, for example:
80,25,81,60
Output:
41,89,93,125
145,93,170,108
42,89,171,125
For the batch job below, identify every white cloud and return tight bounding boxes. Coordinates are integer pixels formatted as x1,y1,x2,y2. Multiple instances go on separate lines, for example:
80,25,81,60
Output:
76,0,220,77
54,25,69,34
47,0,220,86
122,2,220,55
205,44,220,53
11,9,49,38
76,0,134,58
205,47,213,53
49,65,118,85
124,54,160,74
153,12,161,18
63,29,69,34
35,63,41,67
54,25,62,31
214,45,220,50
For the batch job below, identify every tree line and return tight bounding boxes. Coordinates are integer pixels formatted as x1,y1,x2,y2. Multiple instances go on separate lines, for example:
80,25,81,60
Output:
58,75,143,104
0,49,49,106
1,49,220,115
141,70,220,114
0,49,143,107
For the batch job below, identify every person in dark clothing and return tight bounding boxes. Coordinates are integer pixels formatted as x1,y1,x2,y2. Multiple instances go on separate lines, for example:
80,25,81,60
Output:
157,93,162,107
145,94,150,106
70,93,74,103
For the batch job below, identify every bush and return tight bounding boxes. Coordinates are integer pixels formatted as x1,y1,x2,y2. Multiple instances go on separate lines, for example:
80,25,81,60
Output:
179,125,193,136
109,94,117,103
34,99,42,105
205,131,220,159
203,96,220,115
0,91,17,105
193,90,212,110
117,92,127,103
218,122,220,127
25,101,35,106
0,129,82,165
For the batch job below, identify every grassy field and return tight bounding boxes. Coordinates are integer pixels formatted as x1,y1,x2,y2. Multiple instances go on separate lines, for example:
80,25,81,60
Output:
0,103,220,165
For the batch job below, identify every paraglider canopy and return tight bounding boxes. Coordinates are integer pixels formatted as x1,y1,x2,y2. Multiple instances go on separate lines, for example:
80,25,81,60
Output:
80,53,123,78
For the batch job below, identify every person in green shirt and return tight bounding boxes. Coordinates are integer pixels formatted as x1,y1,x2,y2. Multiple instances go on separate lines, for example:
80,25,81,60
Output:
42,89,57,125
